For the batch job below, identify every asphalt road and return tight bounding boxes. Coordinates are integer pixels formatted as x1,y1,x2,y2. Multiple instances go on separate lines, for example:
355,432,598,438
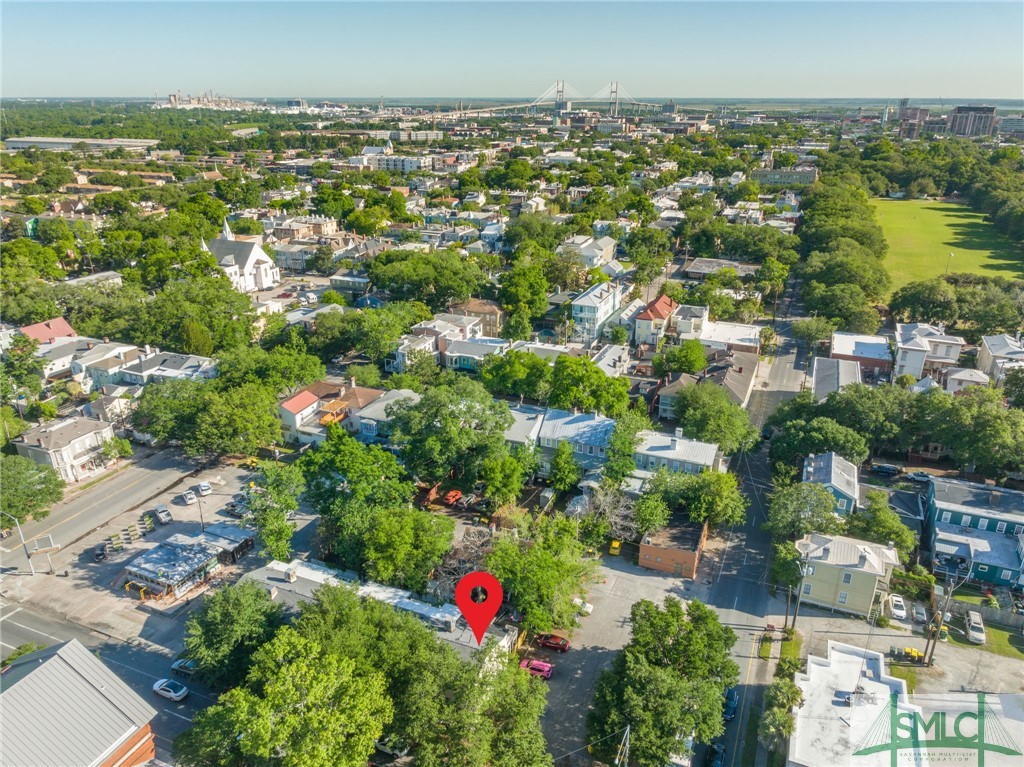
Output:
2,449,203,574
0,597,213,759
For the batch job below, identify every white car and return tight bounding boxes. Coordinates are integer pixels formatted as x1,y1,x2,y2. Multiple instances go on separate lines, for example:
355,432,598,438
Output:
197,481,213,496
890,595,908,620
572,597,594,616
153,678,189,701
181,490,198,505
154,504,173,525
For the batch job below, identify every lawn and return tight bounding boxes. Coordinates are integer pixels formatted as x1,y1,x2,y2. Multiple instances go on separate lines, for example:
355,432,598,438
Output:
945,617,1024,659
871,200,1024,293
888,664,918,694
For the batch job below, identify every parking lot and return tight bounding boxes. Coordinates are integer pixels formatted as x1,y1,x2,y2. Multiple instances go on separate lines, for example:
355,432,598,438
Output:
536,552,696,767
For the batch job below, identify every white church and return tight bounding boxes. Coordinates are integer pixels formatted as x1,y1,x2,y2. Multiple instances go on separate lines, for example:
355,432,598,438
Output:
203,220,281,293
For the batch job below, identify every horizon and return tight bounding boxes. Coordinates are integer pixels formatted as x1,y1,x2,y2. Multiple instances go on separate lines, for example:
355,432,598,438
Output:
2,2,1021,100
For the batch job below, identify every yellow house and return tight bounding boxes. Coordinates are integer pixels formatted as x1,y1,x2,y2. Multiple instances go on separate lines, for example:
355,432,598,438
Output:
795,534,900,618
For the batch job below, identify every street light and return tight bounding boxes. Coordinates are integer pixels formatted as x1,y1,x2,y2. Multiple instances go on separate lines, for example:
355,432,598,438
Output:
0,511,35,576
945,251,954,275
196,494,206,532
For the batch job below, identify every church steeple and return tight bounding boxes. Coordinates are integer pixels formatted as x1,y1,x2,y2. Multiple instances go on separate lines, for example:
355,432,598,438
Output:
221,219,234,241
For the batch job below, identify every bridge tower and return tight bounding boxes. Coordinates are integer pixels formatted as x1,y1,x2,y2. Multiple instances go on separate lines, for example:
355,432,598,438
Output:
608,81,619,117
554,80,566,114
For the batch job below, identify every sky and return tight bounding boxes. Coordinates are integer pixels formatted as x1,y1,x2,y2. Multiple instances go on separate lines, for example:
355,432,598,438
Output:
2,1,1022,100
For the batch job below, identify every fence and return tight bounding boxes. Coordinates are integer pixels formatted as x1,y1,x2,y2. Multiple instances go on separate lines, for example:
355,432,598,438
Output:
947,598,1024,631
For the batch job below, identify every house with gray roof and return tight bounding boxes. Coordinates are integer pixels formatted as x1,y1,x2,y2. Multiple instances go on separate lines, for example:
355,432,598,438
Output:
977,332,1024,381
795,533,900,617
0,639,157,767
810,356,862,403
633,429,721,475
803,452,860,515
118,352,217,385
203,221,280,293
536,408,615,477
14,415,115,483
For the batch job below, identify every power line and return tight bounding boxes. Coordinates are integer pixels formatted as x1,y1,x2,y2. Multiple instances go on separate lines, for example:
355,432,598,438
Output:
551,726,630,762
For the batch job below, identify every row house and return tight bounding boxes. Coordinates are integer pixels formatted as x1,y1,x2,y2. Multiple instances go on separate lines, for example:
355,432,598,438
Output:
793,534,900,619
803,452,860,515
925,478,1024,588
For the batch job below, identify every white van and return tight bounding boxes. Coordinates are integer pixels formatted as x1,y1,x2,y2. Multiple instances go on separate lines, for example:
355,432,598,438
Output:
966,611,986,644
305,292,318,304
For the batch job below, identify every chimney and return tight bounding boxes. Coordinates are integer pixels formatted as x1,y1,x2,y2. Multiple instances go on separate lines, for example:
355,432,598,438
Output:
990,491,1001,508
103,337,109,343
674,427,683,439
350,376,357,388
737,367,743,374
286,568,298,583
887,540,895,550
670,438,678,448
87,342,95,350
144,344,152,355
269,586,278,600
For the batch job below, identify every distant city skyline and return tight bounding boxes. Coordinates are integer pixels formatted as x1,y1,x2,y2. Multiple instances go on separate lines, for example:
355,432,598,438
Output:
2,2,1022,100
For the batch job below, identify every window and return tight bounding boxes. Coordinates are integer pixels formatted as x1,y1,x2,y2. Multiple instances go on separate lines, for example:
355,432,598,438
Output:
977,565,989,572
1001,570,1013,582
842,572,853,584
802,584,812,596
838,498,848,510
838,592,848,605
941,511,952,523
1014,525,1023,535
588,445,595,456
961,515,972,527
978,518,988,531
575,443,584,454
996,522,1007,533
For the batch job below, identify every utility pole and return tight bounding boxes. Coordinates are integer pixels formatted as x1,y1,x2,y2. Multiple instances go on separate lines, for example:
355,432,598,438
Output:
791,550,811,630
924,563,971,666
1,512,35,576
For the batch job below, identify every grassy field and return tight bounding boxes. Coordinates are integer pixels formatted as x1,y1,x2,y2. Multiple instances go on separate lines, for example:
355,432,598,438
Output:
946,617,1024,659
871,200,1024,293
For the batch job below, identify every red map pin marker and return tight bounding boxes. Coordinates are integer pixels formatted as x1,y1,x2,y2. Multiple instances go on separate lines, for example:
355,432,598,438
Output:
455,571,504,645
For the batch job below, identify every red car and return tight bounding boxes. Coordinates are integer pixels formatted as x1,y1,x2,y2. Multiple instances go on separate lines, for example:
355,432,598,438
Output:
519,659,553,679
443,490,463,506
276,291,293,298
535,634,570,653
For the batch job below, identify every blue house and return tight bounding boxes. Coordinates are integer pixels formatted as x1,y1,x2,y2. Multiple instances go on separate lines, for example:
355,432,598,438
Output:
925,479,1024,588
803,453,860,516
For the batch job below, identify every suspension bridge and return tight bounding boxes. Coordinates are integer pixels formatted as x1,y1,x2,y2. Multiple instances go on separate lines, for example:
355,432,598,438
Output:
427,80,662,120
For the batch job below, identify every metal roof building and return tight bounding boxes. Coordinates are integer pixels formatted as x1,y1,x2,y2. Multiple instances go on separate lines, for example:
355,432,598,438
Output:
0,639,157,767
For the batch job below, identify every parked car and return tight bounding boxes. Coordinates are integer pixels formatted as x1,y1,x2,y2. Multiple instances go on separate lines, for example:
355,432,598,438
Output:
181,490,198,505
966,611,986,644
93,543,108,562
609,539,622,556
535,634,570,652
906,472,932,483
224,503,249,519
871,464,902,477
723,687,740,721
519,659,553,679
197,481,212,496
171,658,198,678
890,594,908,620
472,498,494,513
443,489,463,507
572,597,594,616
154,504,172,525
706,743,726,767
912,603,928,624
454,494,477,511
539,488,556,510
374,736,410,757
153,678,189,701
496,605,522,624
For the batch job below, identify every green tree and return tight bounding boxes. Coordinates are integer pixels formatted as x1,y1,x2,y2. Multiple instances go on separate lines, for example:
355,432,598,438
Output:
634,493,671,535
604,407,652,485
175,628,392,767
758,704,795,754
764,483,844,541
677,470,748,528
609,325,629,345
186,384,281,458
479,350,552,401
320,289,346,306
387,378,512,484
844,490,916,563
0,405,30,449
0,454,65,527
549,441,582,493
673,384,758,455
769,417,870,473
487,514,597,633
310,244,337,275
99,437,133,462
183,581,286,690
0,642,47,668
889,278,959,325
587,598,738,767
499,258,549,321
363,506,454,592
480,446,535,505
1004,368,1024,409
652,340,708,377
790,316,838,349
548,355,630,417
347,363,383,388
